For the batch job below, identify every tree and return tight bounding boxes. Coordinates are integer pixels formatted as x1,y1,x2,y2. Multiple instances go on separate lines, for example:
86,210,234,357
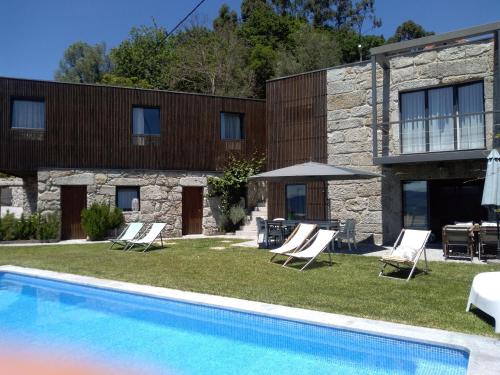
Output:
335,29,384,63
109,25,174,89
275,23,340,76
170,23,254,97
241,0,270,21
54,42,110,83
387,20,434,43
213,4,238,30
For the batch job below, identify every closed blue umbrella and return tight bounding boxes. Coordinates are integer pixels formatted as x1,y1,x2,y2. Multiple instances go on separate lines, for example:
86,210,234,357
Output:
482,149,500,258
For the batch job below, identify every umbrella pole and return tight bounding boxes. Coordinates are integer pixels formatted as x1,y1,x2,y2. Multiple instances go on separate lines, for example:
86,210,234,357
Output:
497,210,500,259
323,180,329,220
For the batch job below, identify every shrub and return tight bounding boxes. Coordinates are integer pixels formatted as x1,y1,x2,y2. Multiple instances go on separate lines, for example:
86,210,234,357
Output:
35,213,60,240
0,213,17,241
228,206,246,226
81,203,124,241
0,212,59,241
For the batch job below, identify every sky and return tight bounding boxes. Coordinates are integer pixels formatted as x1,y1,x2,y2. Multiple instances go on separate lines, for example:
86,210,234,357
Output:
1,0,500,81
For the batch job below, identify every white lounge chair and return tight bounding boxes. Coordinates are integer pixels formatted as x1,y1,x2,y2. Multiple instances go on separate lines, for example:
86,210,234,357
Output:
125,223,166,252
379,229,431,281
282,229,338,271
466,272,500,333
269,223,317,262
109,222,144,249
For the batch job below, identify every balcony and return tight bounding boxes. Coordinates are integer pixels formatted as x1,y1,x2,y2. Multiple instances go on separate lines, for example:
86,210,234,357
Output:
373,111,497,165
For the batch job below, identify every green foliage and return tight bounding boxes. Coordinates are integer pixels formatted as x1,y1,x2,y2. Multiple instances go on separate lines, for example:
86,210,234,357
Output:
56,0,390,97
208,153,265,229
387,20,434,43
0,213,59,241
228,206,247,226
109,25,175,89
81,203,124,241
275,22,340,77
55,41,111,83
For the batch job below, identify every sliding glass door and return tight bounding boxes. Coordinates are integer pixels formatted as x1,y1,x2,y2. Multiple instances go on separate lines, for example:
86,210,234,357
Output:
402,181,428,230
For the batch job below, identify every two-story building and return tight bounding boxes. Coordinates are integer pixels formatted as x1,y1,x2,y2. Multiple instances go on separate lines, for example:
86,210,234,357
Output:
0,79,265,239
2,21,499,244
266,22,500,244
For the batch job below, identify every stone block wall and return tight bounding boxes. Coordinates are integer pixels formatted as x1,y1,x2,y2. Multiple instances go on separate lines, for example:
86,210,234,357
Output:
327,62,384,244
38,169,221,238
0,176,37,215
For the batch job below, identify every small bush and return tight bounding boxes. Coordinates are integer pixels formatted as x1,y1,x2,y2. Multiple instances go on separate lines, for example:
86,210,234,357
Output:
0,212,59,241
228,206,246,226
81,203,124,241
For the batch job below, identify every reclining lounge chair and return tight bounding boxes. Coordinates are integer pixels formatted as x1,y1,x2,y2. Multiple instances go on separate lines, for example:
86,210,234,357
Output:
282,229,338,271
379,229,432,281
269,223,317,262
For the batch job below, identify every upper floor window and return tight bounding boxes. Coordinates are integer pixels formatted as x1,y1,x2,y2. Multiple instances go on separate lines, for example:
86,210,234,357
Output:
400,81,484,154
133,107,160,136
221,112,244,140
11,99,45,129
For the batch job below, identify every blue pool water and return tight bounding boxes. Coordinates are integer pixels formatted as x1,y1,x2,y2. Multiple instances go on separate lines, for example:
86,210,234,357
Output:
0,272,468,375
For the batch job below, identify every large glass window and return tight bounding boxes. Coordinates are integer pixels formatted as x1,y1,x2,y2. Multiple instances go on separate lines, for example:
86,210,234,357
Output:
402,181,428,230
286,184,306,220
401,91,426,153
458,82,485,150
221,112,244,140
400,81,484,154
11,99,45,129
116,187,140,211
133,107,160,135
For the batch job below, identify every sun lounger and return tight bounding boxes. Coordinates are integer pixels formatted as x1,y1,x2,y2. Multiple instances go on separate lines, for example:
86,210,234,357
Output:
109,222,144,249
124,223,166,252
442,225,474,260
269,223,317,262
282,229,338,271
379,229,431,281
467,272,500,333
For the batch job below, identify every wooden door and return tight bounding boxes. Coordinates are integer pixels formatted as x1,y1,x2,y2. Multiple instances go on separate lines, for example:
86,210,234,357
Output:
61,186,87,240
182,187,203,235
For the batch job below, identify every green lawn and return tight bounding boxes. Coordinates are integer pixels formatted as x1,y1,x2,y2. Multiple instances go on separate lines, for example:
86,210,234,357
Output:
0,238,499,337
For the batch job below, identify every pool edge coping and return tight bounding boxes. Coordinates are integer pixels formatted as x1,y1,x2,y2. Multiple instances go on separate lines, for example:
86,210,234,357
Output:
1,265,498,375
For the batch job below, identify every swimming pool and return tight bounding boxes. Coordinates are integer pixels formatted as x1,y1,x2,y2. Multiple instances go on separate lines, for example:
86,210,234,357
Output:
0,271,468,375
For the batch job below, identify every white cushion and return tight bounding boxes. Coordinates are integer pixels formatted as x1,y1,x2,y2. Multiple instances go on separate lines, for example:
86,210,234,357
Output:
482,222,497,227
392,245,419,261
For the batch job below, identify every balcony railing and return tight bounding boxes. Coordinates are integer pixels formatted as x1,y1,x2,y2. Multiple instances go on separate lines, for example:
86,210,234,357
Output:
374,111,498,163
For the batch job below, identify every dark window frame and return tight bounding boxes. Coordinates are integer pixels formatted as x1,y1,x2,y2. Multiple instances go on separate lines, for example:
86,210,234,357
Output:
285,183,307,220
115,186,140,212
399,80,485,154
131,105,161,137
10,97,46,131
220,111,245,140
401,180,430,230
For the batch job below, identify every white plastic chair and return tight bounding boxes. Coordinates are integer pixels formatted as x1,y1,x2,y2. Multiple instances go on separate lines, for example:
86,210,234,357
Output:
466,272,500,333
109,223,144,249
282,229,338,271
336,219,357,251
125,223,166,252
269,223,317,262
379,229,431,281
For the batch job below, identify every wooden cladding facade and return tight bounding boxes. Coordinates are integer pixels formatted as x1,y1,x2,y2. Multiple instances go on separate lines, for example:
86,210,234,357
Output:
266,71,328,220
0,77,266,174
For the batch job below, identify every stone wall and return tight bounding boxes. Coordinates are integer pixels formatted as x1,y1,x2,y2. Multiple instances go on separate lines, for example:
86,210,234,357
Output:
326,62,384,244
0,176,37,215
38,169,221,238
326,40,495,244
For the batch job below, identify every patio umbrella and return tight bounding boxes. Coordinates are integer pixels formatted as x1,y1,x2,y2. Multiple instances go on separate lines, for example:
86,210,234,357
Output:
249,161,382,219
481,149,500,258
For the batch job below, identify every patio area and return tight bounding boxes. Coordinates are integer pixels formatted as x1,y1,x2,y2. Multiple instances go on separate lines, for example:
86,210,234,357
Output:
0,237,499,337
